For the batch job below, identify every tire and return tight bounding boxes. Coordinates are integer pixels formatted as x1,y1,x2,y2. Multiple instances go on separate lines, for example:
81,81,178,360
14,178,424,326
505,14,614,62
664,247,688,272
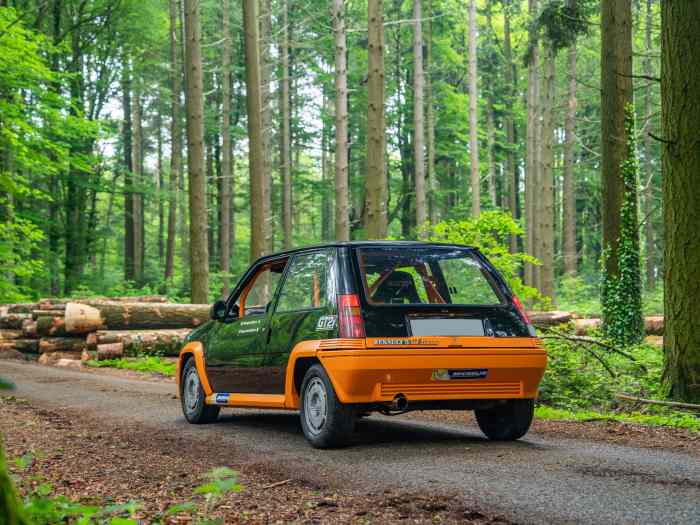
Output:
475,399,534,441
299,364,355,448
180,358,220,424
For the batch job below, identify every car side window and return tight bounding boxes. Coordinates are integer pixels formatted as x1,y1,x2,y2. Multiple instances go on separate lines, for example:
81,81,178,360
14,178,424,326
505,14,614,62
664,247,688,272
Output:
238,264,284,317
275,250,335,313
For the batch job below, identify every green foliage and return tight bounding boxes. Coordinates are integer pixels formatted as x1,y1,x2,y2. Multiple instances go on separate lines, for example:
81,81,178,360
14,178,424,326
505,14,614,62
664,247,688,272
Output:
535,0,593,52
601,104,644,346
85,357,177,377
425,210,545,306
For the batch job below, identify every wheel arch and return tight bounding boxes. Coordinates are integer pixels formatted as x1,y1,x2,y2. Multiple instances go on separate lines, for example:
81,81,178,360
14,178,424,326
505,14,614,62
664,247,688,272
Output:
176,342,213,398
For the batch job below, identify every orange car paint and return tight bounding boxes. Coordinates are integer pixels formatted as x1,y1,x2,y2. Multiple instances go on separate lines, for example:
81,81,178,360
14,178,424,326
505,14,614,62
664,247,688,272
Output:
178,337,547,410
176,342,213,398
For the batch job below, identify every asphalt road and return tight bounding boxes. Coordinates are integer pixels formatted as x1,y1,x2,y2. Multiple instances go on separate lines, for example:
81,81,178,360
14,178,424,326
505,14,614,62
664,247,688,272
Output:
2,361,699,525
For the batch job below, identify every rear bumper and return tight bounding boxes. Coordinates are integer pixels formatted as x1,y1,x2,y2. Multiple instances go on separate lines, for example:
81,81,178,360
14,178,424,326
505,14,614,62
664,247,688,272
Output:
318,348,547,404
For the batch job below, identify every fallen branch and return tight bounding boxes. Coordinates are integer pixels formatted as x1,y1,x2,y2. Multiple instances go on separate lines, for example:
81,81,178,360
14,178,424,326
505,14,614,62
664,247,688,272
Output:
541,329,647,372
262,479,292,489
615,393,700,413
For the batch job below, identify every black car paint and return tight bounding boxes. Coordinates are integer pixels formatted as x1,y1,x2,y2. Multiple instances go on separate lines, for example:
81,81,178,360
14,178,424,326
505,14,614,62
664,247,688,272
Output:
184,241,530,396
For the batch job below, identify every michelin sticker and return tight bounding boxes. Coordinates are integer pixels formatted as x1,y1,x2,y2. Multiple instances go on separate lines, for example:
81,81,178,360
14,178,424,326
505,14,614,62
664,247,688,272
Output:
316,315,337,331
214,393,230,404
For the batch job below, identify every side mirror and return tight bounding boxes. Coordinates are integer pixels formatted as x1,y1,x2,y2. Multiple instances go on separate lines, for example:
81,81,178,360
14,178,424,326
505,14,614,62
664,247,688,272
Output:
210,299,227,321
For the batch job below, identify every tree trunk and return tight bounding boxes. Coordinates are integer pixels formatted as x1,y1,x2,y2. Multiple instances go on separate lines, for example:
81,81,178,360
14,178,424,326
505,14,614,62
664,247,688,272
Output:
89,329,191,356
220,0,233,295
183,0,209,303
156,112,165,268
601,0,633,280
131,84,145,284
365,0,388,239
122,59,135,283
486,101,497,207
539,49,555,299
165,0,181,283
643,0,655,290
64,301,210,331
243,0,267,261
661,1,700,403
467,0,479,217
333,0,350,240
413,0,426,233
280,0,292,248
563,43,578,276
260,0,273,253
503,0,518,253
426,0,437,225
525,0,540,288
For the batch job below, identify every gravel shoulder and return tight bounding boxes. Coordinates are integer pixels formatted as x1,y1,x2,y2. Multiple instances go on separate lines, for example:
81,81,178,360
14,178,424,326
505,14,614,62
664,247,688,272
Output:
2,361,700,525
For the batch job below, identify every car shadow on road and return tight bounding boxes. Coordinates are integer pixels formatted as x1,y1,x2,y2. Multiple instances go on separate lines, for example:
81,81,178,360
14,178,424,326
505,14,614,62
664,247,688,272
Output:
215,410,544,452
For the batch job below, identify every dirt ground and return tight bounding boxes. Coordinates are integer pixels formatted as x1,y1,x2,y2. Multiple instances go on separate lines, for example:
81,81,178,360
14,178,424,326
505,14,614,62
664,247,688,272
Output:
1,395,506,524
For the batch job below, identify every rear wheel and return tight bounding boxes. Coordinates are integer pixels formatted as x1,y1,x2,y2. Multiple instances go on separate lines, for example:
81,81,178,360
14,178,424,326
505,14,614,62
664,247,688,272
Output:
181,358,220,424
299,364,355,448
475,399,534,441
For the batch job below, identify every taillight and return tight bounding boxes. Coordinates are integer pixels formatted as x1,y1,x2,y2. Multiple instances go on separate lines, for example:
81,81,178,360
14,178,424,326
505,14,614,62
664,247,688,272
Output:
512,294,531,324
337,294,365,338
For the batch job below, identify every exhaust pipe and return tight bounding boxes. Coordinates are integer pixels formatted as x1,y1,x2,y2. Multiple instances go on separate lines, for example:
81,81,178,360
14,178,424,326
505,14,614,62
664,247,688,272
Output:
390,394,408,411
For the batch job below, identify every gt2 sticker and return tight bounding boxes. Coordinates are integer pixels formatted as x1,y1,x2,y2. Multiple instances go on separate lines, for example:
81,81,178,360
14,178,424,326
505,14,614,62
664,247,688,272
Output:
316,315,337,331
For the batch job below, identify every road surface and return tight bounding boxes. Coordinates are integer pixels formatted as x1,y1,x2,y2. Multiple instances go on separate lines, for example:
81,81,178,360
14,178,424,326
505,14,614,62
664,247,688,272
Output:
1,361,699,524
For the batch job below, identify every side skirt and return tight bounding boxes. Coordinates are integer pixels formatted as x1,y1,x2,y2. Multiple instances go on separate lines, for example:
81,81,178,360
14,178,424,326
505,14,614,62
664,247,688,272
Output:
205,392,290,409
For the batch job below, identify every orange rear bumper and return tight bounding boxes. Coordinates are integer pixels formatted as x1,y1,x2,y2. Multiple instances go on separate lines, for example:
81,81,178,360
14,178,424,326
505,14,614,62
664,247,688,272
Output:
318,347,547,404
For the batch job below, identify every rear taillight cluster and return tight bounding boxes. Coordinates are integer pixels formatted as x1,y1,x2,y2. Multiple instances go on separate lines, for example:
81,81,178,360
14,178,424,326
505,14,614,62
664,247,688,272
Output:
512,294,536,336
337,294,365,338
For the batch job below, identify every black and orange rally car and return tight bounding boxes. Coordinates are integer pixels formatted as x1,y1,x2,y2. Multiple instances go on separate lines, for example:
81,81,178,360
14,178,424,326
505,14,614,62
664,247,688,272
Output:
176,241,547,448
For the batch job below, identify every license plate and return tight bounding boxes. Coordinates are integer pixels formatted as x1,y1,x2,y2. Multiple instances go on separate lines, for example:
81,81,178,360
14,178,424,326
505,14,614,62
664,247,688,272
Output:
432,368,488,380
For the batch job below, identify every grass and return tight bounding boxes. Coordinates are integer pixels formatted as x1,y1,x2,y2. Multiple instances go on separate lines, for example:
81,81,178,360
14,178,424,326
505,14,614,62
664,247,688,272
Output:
85,356,177,377
535,405,700,432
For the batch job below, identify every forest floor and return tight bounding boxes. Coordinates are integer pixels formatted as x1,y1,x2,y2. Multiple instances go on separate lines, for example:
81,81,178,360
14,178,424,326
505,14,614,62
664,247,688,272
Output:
2,361,700,524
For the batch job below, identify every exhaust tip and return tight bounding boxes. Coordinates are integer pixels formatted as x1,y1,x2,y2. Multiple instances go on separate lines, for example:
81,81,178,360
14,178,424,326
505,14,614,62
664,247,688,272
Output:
391,394,408,411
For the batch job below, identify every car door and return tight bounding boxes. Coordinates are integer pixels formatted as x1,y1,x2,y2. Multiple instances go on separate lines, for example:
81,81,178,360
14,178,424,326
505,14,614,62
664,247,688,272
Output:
264,249,338,394
205,259,287,394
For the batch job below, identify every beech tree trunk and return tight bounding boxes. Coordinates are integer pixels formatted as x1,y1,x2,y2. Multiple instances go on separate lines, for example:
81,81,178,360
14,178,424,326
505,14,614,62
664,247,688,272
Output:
131,83,144,284
220,0,233,294
413,0,426,233
660,0,700,403
365,0,388,239
563,43,578,276
280,0,292,248
122,60,135,283
601,0,633,280
260,0,273,253
539,49,556,298
503,0,518,253
183,0,209,303
333,0,349,240
165,0,181,283
643,0,655,290
467,0,479,217
486,102,497,207
243,0,267,260
525,0,539,288
426,0,437,225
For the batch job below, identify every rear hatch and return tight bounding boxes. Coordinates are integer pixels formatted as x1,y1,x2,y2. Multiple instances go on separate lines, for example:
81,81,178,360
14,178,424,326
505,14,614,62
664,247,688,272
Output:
353,245,533,342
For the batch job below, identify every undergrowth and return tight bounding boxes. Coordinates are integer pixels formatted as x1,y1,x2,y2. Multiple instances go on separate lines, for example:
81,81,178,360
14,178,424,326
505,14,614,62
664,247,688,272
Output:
85,357,176,377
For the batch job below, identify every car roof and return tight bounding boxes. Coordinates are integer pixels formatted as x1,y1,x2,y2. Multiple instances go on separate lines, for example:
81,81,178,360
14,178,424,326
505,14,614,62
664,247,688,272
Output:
253,241,478,264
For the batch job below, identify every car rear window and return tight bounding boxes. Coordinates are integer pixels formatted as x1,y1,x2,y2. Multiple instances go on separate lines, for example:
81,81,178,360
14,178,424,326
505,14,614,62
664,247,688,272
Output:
356,247,503,306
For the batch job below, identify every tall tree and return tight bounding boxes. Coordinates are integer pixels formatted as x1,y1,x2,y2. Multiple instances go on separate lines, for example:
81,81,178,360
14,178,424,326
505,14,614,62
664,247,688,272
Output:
131,82,144,284
365,0,388,238
467,0,479,217
524,0,540,287
220,0,233,294
165,0,181,284
280,0,292,248
661,1,700,402
642,0,655,290
413,0,426,232
503,0,518,253
333,0,349,241
563,42,578,275
426,0,437,225
183,0,209,303
538,49,555,298
122,59,135,283
243,0,267,261
600,0,633,283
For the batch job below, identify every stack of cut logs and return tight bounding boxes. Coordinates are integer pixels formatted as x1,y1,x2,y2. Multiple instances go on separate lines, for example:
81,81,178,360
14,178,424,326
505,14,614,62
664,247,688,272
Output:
0,296,209,365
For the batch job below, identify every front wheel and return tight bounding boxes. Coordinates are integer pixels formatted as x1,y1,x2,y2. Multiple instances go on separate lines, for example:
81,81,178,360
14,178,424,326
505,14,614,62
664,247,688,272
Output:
475,399,534,441
181,358,220,424
299,364,355,448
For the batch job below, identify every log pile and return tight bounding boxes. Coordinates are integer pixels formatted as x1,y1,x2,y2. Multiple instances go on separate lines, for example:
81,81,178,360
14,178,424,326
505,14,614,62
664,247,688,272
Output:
0,297,199,364
526,311,665,336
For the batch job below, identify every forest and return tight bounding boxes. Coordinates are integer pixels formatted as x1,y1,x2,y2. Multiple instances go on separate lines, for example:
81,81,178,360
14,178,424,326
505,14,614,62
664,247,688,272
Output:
0,0,698,402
